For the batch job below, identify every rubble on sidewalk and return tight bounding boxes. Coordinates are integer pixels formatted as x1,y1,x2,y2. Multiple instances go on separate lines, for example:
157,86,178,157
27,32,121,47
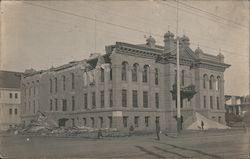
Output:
12,111,120,137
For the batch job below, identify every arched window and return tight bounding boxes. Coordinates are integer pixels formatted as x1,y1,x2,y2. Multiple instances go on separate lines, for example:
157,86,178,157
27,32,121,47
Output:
216,96,220,109
132,63,139,82
209,75,214,90
49,79,52,93
155,68,159,85
203,74,208,89
100,68,104,82
55,77,57,92
142,65,149,83
216,76,221,91
121,61,128,81
109,65,112,81
62,75,66,91
71,73,75,89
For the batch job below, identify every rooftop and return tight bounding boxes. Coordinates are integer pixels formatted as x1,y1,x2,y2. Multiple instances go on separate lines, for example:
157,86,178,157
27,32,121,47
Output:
0,70,22,89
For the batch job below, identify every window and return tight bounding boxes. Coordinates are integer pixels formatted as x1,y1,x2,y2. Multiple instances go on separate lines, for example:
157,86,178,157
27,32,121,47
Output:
155,93,159,109
100,91,104,108
109,90,113,107
217,97,220,109
9,93,12,99
155,68,159,85
84,93,88,109
174,70,177,84
91,117,95,128
9,108,12,115
132,90,138,108
203,74,207,89
49,79,52,93
33,100,36,114
216,76,220,91
71,73,75,89
121,61,128,81
122,89,127,107
156,116,160,124
55,77,58,92
62,75,66,91
72,96,75,111
181,70,185,86
204,96,207,108
92,92,96,108
132,63,138,82
123,116,128,128
15,93,18,99
24,87,26,97
210,96,213,109
29,87,31,97
50,99,53,111
55,99,58,111
100,68,105,82
209,75,214,90
108,116,112,128
14,108,18,115
83,118,87,126
28,101,31,112
33,86,36,96
142,65,149,83
62,99,67,111
134,116,139,127
174,70,177,83
36,80,40,94
143,91,148,108
99,117,103,128
109,65,112,81
145,116,149,127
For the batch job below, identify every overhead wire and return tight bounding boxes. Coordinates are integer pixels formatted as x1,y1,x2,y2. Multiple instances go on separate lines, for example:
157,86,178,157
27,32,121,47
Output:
22,1,249,59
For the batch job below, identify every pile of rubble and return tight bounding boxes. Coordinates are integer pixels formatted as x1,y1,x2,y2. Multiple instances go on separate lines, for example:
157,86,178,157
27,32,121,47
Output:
15,112,119,137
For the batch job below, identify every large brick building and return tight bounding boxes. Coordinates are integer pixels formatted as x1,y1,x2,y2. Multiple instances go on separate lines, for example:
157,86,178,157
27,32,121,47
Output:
21,32,230,132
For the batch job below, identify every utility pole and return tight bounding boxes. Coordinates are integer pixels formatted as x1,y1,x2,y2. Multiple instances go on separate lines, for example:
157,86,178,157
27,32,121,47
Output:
176,0,181,134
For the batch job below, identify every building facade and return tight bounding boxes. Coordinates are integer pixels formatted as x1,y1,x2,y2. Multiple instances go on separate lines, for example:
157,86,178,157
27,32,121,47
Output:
21,32,230,132
225,95,250,123
0,71,22,131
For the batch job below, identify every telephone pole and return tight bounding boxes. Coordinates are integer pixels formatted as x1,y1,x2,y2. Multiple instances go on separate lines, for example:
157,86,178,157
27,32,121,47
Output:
176,0,181,134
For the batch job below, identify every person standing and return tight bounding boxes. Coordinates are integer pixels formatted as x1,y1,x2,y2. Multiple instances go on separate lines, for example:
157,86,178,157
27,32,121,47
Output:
201,121,204,130
156,120,160,140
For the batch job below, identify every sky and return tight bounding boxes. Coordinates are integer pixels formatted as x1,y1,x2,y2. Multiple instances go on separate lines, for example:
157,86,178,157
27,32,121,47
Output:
0,1,249,96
